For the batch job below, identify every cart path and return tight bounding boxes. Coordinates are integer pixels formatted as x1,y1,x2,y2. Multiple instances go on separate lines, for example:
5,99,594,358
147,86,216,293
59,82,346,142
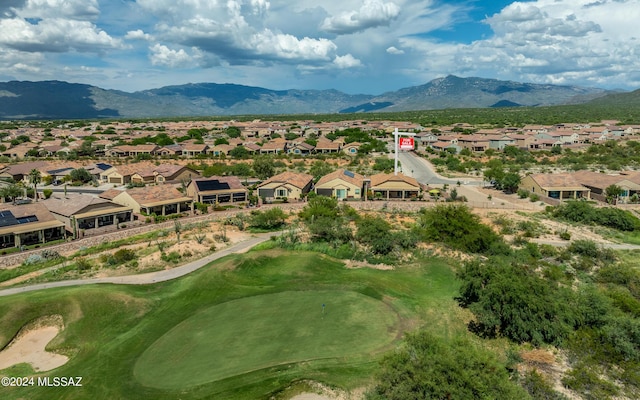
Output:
0,232,277,298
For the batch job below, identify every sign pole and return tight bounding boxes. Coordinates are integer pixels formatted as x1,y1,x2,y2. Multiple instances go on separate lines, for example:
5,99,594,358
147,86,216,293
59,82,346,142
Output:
394,128,399,175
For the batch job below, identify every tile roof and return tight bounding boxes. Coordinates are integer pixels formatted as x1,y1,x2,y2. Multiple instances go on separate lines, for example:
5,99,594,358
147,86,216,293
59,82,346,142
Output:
526,173,587,189
125,185,191,205
316,169,364,187
370,173,420,188
43,194,123,217
258,171,313,189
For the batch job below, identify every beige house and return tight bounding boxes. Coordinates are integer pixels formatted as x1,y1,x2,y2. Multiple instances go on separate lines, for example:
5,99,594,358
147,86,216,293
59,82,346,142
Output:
369,173,422,200
257,171,313,201
130,164,199,185
103,186,193,215
573,170,640,203
315,169,365,200
187,176,248,204
43,194,133,233
520,173,590,201
0,203,66,249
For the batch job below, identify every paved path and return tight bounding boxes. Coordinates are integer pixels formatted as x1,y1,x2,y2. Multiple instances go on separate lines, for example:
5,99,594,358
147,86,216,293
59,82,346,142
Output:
0,232,278,298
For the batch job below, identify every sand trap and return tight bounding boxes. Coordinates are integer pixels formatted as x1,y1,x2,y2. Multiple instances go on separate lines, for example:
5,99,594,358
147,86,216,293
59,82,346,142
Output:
0,316,69,372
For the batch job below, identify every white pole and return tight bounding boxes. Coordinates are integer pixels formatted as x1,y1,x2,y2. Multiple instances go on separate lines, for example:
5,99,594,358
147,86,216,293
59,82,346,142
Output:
394,128,399,175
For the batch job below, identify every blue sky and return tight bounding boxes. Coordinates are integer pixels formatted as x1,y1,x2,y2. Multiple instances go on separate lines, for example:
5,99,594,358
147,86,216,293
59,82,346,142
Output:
1,0,639,94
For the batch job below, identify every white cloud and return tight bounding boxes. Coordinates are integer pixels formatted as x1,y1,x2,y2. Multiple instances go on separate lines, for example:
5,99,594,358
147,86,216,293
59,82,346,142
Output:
125,30,152,41
19,0,99,20
0,17,122,53
386,46,404,54
149,44,194,68
320,0,400,34
333,53,362,68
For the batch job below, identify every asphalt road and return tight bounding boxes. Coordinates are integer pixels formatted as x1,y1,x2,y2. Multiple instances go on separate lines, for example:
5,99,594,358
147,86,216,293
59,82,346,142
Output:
396,151,484,186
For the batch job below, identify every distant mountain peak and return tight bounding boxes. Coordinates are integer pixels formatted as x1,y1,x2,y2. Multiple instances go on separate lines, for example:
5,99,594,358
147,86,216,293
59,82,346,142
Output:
0,76,624,120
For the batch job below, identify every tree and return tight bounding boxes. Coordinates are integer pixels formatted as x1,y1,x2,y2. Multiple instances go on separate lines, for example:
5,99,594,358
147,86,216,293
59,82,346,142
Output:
457,258,578,346
308,161,334,182
229,146,249,159
299,196,353,244
28,169,41,201
605,184,624,204
214,137,229,145
356,215,395,255
0,183,22,203
249,207,287,230
69,168,93,183
225,126,241,138
253,156,275,180
501,172,521,193
416,204,507,254
231,163,252,178
366,331,528,400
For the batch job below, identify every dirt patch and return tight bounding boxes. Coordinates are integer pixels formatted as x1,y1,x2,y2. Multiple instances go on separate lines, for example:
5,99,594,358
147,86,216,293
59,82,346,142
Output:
519,349,581,400
343,260,394,270
0,315,69,372
287,381,365,400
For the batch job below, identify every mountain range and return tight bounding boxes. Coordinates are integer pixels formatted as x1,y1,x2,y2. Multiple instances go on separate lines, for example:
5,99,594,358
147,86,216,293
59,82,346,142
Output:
0,75,629,120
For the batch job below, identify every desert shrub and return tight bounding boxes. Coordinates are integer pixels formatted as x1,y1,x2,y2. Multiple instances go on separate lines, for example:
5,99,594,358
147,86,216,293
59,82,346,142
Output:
416,204,507,254
249,207,287,230
102,248,136,266
520,370,568,400
161,251,182,264
457,258,578,346
366,331,528,400
551,201,640,231
75,258,92,271
23,254,43,265
40,249,61,260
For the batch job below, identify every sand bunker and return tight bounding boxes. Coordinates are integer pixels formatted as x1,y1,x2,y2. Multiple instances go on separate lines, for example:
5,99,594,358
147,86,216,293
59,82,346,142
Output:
0,316,68,372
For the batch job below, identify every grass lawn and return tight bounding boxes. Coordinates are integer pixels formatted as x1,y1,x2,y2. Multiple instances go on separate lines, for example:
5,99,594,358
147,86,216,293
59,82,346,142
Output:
0,249,461,400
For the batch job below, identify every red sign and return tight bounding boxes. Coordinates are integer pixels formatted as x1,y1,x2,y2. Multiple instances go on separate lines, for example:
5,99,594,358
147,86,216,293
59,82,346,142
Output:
399,137,414,150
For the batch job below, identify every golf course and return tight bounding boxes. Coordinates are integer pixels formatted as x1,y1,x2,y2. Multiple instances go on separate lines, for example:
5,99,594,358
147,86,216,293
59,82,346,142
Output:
0,248,461,399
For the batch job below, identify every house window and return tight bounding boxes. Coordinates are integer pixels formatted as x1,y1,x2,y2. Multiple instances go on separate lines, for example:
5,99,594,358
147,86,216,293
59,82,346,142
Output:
276,189,287,197
355,189,360,195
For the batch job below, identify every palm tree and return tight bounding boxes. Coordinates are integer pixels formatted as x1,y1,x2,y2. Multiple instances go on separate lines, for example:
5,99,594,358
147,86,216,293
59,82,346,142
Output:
0,183,23,204
28,169,41,202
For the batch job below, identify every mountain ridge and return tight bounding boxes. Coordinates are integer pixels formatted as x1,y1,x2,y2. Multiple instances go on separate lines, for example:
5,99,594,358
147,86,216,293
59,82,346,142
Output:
0,76,624,120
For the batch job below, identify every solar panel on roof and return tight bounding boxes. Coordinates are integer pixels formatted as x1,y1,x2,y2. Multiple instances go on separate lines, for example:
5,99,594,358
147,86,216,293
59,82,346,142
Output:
344,170,355,178
96,163,112,171
196,180,231,191
0,210,19,228
17,215,38,224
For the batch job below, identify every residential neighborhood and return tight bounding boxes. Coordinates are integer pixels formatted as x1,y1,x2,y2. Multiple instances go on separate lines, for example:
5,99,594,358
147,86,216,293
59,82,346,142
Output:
2,117,640,252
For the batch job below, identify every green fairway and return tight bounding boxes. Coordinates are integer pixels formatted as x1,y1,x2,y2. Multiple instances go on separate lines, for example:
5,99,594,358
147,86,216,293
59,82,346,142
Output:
135,290,399,389
0,250,461,399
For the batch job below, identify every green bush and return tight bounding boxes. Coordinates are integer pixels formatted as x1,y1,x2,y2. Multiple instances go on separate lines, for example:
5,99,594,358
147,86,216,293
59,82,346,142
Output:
457,258,578,346
366,331,528,400
416,204,508,254
249,207,287,230
552,201,640,231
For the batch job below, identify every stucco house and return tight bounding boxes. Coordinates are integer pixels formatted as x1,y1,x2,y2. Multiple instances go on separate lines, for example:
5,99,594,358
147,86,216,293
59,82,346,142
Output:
315,169,365,200
520,173,590,201
187,176,248,204
257,171,313,201
369,173,422,200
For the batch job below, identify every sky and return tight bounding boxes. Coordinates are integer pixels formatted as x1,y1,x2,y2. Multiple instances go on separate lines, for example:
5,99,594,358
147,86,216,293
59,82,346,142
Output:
0,0,639,95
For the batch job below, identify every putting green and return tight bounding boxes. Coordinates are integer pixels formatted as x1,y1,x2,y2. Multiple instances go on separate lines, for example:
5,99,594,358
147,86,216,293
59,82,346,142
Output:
134,290,400,389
